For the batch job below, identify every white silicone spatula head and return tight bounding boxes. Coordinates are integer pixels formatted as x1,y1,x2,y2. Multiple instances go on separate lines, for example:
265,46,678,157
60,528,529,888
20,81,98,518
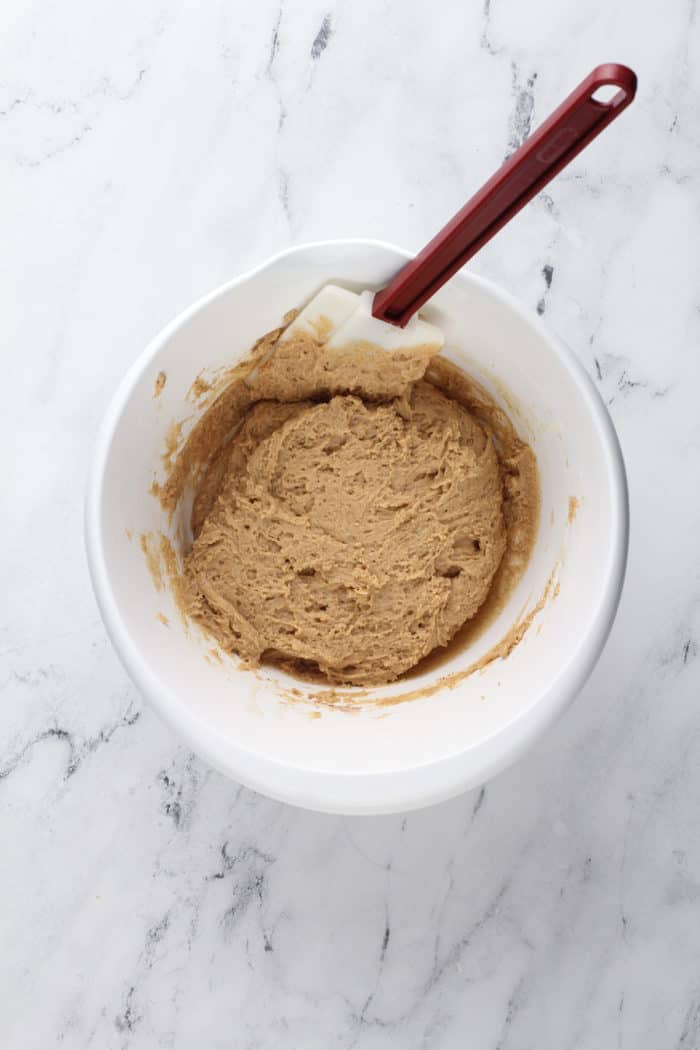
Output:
280,285,444,351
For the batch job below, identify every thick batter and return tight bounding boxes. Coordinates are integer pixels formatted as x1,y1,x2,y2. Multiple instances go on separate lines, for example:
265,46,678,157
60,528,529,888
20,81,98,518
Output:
170,323,539,687
184,377,507,685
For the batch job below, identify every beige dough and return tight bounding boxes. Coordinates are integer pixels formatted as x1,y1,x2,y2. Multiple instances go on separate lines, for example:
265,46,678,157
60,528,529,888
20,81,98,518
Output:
158,326,539,687
249,333,439,402
185,373,507,684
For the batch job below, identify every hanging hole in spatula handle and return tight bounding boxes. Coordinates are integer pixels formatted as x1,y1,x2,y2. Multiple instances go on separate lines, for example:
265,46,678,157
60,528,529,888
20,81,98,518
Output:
373,63,637,327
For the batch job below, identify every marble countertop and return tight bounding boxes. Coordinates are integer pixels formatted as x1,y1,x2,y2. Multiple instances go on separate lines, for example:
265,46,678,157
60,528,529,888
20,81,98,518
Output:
3,0,699,1046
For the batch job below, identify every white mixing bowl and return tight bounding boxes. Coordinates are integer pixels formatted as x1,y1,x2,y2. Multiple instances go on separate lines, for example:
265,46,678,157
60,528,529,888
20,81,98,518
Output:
85,240,628,814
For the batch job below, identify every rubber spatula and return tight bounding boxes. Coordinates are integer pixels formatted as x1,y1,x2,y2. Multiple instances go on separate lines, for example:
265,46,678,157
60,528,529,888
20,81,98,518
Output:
280,64,636,354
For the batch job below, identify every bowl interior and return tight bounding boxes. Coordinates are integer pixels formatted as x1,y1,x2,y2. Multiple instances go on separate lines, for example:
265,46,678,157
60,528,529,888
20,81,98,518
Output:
88,241,626,812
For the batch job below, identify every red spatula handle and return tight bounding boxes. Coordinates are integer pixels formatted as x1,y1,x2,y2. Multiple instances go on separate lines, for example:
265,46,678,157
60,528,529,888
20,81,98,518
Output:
372,63,637,327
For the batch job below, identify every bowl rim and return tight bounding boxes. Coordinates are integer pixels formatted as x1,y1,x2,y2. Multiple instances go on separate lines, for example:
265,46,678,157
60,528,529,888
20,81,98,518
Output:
85,238,629,814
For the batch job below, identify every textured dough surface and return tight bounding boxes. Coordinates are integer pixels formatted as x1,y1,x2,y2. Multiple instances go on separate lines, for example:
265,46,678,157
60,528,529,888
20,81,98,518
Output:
249,333,438,402
184,381,506,685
